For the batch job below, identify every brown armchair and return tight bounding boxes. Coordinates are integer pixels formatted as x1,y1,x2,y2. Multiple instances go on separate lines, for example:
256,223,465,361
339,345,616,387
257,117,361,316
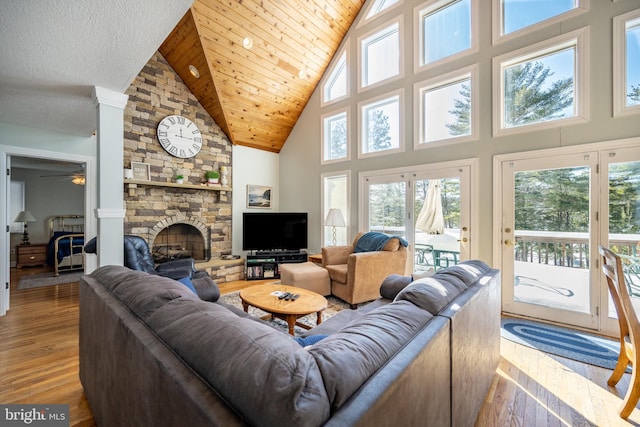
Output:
322,232,408,307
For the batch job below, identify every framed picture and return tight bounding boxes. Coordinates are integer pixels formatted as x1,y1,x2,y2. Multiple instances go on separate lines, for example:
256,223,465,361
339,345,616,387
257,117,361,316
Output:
247,184,272,208
131,162,151,181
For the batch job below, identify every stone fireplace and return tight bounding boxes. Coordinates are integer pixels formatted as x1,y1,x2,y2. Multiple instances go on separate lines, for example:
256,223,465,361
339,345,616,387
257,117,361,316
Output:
122,51,244,282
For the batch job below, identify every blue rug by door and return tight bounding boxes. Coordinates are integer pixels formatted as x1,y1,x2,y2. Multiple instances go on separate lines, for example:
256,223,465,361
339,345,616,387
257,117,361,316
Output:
501,317,626,371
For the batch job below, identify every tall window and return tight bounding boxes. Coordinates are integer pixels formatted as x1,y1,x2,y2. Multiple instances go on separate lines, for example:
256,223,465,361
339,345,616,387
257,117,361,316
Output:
359,19,402,90
416,0,475,70
322,49,348,106
321,108,350,164
493,0,588,43
415,65,477,147
614,9,640,117
359,90,403,158
322,172,350,246
494,28,589,135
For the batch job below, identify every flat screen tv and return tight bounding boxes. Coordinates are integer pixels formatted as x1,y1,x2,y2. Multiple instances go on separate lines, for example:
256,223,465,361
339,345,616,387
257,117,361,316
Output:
242,212,308,252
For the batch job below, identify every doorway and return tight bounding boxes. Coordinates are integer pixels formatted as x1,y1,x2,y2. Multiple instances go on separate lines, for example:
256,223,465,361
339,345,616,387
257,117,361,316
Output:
495,140,640,333
359,159,475,273
1,148,95,316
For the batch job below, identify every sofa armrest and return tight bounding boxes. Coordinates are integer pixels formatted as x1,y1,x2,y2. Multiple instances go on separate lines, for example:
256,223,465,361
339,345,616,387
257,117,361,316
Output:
345,249,407,303
322,245,354,266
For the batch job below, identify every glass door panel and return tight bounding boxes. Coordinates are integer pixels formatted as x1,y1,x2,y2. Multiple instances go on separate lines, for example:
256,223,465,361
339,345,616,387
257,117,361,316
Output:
501,153,598,329
362,162,471,276
602,147,640,335
414,177,462,272
367,181,407,237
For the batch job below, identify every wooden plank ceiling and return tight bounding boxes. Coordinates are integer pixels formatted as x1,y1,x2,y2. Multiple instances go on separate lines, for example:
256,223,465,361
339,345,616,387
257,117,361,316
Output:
160,0,365,153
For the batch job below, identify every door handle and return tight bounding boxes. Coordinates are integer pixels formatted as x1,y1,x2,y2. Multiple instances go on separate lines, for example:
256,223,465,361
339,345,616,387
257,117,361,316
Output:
504,239,516,246
457,237,468,243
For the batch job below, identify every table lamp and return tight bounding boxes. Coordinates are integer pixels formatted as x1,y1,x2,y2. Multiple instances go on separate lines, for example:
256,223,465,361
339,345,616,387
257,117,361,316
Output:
14,210,36,245
324,208,345,246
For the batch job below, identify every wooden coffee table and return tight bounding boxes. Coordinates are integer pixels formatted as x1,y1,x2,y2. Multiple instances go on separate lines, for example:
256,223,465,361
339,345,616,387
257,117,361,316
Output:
239,284,328,335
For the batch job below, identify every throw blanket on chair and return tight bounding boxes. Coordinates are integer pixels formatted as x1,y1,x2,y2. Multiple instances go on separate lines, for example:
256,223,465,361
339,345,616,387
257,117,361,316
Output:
354,232,408,253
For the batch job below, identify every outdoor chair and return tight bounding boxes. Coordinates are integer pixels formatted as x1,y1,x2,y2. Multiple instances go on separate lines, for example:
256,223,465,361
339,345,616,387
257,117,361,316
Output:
599,245,640,419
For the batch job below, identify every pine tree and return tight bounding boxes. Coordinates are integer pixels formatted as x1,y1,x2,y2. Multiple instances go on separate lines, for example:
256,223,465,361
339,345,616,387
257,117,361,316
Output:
504,62,573,126
446,84,471,136
629,84,640,105
367,110,391,151
447,61,574,134
329,119,347,159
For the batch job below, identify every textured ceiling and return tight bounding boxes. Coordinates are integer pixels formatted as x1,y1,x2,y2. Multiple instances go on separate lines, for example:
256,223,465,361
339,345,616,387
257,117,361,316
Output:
0,0,193,136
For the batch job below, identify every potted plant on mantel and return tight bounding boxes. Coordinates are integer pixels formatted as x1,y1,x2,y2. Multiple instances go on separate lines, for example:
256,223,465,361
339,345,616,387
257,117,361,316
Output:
205,170,220,185
175,174,184,184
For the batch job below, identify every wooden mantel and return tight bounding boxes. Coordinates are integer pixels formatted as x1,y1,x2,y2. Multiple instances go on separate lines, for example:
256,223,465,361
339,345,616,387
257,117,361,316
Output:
125,179,231,192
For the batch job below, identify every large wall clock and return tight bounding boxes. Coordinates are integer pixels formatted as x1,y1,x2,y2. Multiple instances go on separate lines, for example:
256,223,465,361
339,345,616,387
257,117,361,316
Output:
157,115,203,158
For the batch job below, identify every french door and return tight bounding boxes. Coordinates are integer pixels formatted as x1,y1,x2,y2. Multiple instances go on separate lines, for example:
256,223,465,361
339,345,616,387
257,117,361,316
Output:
498,141,640,332
360,161,473,274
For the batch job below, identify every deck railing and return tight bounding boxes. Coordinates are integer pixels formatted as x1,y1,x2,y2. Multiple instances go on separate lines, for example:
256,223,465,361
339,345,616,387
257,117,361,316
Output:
514,230,640,269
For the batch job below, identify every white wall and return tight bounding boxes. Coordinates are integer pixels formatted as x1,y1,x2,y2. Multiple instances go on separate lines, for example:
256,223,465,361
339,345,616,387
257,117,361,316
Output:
280,0,640,261
232,145,280,257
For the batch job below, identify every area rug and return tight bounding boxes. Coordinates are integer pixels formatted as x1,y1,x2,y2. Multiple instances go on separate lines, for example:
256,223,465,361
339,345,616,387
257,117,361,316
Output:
17,271,84,290
218,290,353,337
501,317,626,371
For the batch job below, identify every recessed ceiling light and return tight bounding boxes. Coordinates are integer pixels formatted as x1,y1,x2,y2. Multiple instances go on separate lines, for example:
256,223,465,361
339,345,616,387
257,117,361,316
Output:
298,68,307,79
242,37,254,50
189,65,200,78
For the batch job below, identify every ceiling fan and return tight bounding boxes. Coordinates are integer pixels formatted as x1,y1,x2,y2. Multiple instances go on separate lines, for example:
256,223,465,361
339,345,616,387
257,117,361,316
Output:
40,164,86,185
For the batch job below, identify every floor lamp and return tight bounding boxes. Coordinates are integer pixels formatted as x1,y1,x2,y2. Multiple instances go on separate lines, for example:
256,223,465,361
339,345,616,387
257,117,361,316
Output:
15,210,36,245
324,208,345,246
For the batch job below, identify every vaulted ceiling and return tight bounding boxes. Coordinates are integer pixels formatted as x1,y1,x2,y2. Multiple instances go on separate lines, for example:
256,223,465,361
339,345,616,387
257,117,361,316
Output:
159,0,365,153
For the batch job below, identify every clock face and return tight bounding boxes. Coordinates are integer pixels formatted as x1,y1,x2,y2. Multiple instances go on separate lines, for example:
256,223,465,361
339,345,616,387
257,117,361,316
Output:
157,115,203,158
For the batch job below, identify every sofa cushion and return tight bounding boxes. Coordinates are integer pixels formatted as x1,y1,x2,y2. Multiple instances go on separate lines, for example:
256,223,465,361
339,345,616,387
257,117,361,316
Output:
89,266,199,322
146,298,331,427
326,264,348,283
308,300,433,410
394,276,465,315
432,261,490,288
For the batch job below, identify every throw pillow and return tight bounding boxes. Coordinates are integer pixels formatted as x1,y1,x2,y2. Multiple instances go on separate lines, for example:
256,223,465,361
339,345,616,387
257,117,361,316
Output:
379,274,413,299
294,334,328,347
177,277,198,295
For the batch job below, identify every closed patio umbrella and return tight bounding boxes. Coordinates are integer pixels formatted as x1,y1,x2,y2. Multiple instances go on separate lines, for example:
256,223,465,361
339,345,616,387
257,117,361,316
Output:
416,179,444,234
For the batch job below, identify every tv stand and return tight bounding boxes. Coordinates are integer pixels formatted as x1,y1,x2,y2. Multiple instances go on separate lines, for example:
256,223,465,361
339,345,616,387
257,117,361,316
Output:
255,249,301,256
246,251,308,280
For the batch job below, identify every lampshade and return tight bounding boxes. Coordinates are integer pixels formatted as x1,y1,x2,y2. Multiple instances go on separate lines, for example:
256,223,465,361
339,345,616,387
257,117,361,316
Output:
324,208,345,227
14,210,36,223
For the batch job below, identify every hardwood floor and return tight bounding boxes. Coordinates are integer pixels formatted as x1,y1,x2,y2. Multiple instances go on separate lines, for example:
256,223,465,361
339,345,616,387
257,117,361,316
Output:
1,267,638,426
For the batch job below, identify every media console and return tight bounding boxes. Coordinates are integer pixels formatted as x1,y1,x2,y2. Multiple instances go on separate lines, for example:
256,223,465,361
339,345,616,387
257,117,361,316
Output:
246,251,308,280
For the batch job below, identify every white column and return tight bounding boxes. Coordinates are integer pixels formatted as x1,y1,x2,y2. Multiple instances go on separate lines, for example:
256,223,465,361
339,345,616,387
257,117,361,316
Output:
92,86,128,267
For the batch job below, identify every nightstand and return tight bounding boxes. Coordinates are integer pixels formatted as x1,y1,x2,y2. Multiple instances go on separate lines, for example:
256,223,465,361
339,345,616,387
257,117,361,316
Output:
16,243,48,268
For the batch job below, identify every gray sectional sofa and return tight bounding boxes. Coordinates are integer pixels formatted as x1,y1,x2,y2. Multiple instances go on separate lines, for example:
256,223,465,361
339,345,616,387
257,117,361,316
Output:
79,260,500,427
